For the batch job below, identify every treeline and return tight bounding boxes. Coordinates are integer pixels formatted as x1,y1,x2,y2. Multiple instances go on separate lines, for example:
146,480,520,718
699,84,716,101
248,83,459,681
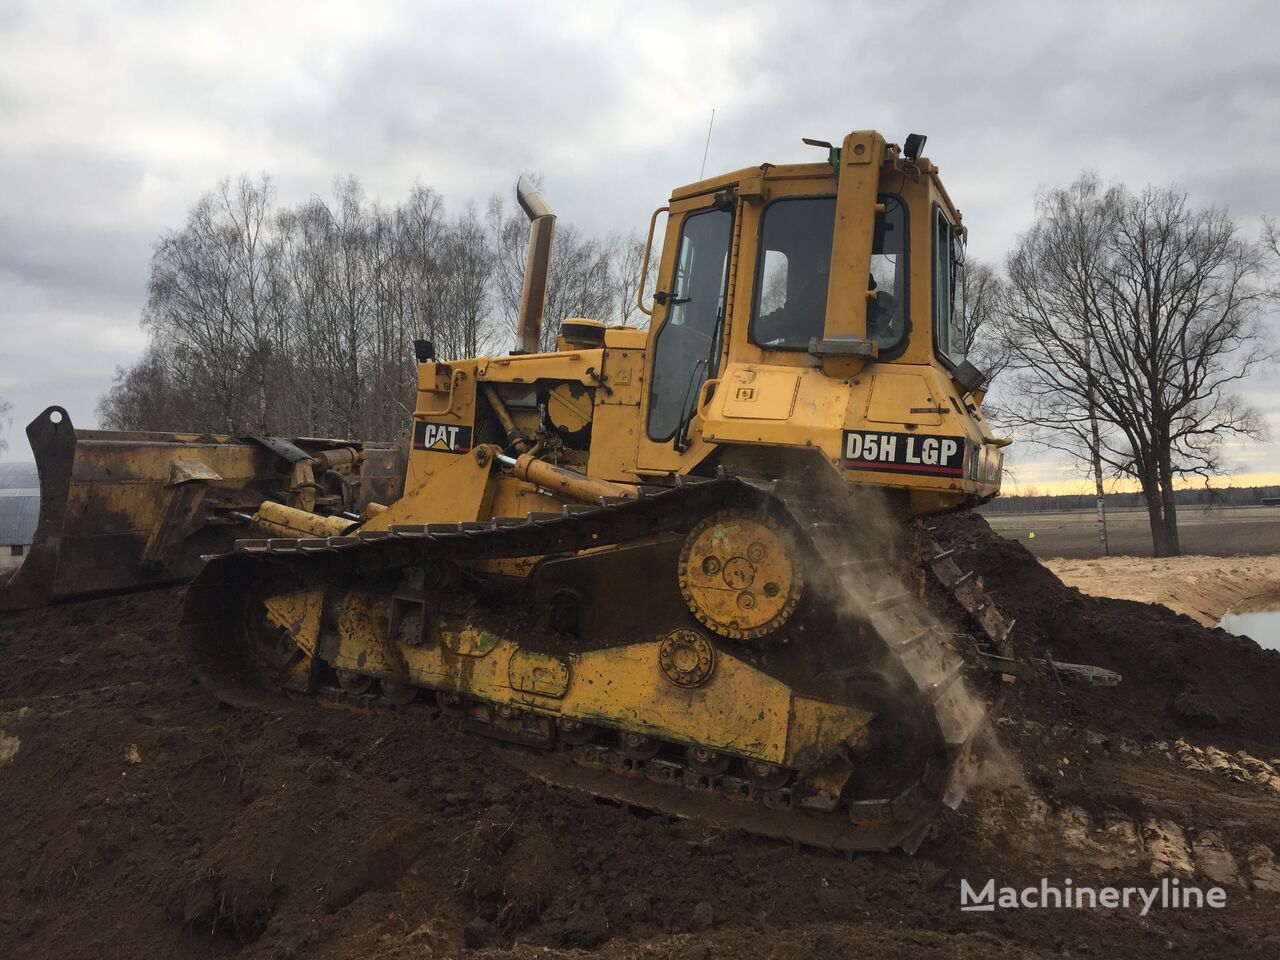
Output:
982,485,1280,514
97,175,652,442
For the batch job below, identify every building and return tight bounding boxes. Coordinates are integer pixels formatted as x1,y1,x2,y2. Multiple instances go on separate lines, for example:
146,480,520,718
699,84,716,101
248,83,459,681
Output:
0,463,39,574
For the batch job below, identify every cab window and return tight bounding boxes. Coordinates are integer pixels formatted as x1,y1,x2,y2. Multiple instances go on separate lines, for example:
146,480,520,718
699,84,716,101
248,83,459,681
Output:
934,208,967,365
869,195,907,351
750,197,835,349
646,208,733,442
749,194,907,352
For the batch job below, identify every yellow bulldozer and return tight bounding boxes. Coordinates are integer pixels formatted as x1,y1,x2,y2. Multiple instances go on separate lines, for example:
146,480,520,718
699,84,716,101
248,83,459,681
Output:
178,129,1023,853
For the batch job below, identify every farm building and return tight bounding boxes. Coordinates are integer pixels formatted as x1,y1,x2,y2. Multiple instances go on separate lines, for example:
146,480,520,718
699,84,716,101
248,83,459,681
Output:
0,463,39,574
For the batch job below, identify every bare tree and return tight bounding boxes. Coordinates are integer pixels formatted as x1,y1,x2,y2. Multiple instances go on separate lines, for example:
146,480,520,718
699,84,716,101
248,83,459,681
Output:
488,187,620,350
996,174,1272,556
0,395,12,455
437,204,497,359
542,222,613,348
487,194,528,336
397,183,448,358
141,175,282,433
962,258,1007,378
608,231,658,327
103,172,652,440
1264,217,1280,307
996,176,1122,556
99,346,183,431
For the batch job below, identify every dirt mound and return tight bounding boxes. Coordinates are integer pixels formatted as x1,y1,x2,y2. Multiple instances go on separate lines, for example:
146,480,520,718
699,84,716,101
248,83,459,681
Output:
934,512,1280,751
1,514,1278,958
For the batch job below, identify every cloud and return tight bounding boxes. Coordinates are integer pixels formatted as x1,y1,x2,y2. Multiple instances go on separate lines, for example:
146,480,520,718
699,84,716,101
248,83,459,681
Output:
1,0,1278,478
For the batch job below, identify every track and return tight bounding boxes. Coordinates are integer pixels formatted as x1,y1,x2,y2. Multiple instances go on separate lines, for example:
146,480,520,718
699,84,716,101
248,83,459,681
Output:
183,471,1012,853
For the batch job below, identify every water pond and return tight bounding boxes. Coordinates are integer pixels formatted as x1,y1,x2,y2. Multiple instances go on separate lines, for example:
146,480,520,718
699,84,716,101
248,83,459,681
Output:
1219,590,1280,652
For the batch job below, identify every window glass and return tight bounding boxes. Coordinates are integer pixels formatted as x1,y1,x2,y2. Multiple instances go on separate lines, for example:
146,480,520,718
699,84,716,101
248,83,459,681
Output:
758,250,788,316
868,195,907,351
646,208,733,441
751,197,834,348
751,195,907,352
951,233,967,357
935,211,951,355
934,209,967,365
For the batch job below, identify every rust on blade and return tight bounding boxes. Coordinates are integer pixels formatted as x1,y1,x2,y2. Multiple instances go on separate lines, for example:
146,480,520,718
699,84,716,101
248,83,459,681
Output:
0,406,405,611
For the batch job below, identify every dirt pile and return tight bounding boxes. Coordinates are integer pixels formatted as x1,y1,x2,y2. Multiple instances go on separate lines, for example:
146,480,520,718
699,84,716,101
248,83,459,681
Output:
0,514,1278,958
934,512,1280,751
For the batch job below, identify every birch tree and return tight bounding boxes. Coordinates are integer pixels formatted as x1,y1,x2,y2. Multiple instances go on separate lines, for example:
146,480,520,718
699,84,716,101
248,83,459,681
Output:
0,396,12,455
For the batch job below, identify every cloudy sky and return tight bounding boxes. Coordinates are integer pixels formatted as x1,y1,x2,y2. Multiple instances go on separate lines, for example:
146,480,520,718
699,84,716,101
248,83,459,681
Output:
1,0,1277,489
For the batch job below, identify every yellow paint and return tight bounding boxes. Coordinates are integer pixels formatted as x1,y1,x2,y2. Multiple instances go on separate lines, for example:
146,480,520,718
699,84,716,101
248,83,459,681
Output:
824,130,886,345
362,442,497,531
350,128,1007,544
865,372,943,427
275,582,874,765
721,367,800,421
263,588,324,645
253,500,355,539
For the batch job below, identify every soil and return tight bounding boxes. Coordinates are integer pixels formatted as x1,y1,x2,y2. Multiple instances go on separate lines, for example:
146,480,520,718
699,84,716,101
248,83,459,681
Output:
1042,555,1280,626
2,514,1279,959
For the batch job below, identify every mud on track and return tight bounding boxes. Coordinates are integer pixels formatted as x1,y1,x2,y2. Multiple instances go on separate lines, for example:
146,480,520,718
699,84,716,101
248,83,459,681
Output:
1,514,1278,958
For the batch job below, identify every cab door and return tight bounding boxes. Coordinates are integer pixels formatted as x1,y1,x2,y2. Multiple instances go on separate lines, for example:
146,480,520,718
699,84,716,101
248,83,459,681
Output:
635,197,736,473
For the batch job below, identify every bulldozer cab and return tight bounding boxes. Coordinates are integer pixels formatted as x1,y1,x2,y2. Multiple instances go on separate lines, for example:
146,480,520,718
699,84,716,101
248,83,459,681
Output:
633,130,988,498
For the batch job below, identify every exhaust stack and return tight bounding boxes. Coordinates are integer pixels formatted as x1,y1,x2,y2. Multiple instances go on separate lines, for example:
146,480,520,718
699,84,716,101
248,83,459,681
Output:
515,175,555,353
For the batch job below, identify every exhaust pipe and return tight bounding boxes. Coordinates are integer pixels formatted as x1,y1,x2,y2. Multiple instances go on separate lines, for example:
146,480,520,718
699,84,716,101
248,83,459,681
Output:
515,175,555,354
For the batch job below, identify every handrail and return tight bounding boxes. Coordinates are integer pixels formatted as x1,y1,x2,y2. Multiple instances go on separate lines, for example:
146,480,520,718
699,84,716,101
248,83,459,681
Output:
695,377,721,421
416,369,465,417
636,205,669,317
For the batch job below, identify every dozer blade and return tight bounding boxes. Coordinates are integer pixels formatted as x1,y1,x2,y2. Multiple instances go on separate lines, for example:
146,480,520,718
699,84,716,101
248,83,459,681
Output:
0,406,404,611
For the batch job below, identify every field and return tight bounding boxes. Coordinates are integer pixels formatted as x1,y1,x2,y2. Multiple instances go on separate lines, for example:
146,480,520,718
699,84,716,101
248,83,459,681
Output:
985,506,1280,558
1,515,1279,958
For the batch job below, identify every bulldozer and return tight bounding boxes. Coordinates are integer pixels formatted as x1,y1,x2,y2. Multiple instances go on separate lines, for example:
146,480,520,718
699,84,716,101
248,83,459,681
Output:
183,130,1016,853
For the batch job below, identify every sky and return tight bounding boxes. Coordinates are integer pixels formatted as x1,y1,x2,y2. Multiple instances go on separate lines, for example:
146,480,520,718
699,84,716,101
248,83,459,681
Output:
1,0,1277,492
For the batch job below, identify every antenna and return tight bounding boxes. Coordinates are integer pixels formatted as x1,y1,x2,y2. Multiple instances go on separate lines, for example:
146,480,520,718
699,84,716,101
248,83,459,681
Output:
699,109,716,179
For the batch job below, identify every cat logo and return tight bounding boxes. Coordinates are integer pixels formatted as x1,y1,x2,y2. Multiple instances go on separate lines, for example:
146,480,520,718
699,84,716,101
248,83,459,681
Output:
413,420,473,454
